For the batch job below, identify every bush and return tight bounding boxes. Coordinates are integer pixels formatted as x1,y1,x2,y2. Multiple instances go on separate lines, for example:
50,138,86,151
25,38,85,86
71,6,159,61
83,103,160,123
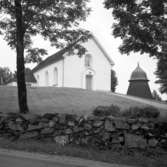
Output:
122,106,160,119
92,105,121,117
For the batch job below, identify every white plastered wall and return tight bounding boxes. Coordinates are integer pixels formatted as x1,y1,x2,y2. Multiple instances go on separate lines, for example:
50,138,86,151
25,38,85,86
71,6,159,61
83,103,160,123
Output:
33,38,113,91
33,60,63,87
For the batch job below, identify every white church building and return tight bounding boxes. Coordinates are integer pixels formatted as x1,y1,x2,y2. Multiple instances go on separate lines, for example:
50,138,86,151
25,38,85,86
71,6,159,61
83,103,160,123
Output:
32,35,114,91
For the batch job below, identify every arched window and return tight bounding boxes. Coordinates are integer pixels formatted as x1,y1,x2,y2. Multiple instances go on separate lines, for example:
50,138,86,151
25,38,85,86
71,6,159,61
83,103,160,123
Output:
85,54,92,67
53,67,58,86
37,75,40,86
45,71,49,86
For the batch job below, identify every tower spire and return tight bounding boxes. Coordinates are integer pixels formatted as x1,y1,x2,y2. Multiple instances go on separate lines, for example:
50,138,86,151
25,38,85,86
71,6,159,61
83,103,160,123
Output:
137,62,140,67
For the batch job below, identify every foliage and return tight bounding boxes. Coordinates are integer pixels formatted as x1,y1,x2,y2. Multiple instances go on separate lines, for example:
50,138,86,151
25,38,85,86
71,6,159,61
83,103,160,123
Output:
0,0,91,63
0,67,13,85
104,0,167,94
122,106,160,119
155,57,167,94
92,105,121,117
152,90,162,101
0,0,90,113
111,69,118,92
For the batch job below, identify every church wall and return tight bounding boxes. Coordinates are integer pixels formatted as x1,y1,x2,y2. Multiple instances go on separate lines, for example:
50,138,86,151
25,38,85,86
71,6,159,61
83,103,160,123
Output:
63,54,83,88
33,37,113,91
33,60,63,87
82,39,112,91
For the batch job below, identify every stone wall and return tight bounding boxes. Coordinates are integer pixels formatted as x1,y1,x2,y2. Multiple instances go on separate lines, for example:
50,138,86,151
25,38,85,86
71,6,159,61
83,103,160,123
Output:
0,111,167,150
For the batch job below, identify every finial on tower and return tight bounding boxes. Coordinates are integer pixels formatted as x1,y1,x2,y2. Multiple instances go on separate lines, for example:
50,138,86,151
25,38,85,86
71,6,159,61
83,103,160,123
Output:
137,62,140,67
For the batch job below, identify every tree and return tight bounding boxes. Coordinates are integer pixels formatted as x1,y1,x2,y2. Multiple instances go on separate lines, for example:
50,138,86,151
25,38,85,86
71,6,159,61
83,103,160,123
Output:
111,69,118,92
155,57,167,94
104,0,167,94
0,0,90,113
0,67,13,85
152,90,162,101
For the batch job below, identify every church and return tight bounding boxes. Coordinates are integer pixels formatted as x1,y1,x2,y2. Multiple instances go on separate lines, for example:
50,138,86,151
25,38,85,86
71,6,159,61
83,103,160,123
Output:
32,35,114,91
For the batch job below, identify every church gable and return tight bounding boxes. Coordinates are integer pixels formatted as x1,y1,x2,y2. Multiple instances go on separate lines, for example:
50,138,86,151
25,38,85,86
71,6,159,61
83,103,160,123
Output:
32,34,114,91
32,35,114,73
81,36,114,70
91,35,114,66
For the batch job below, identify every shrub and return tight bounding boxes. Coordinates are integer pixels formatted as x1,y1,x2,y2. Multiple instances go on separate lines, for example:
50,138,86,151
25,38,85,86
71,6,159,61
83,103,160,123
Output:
122,106,160,119
92,105,121,117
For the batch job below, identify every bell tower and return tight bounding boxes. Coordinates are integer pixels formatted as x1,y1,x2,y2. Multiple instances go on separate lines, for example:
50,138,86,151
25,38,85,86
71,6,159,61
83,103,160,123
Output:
127,63,153,99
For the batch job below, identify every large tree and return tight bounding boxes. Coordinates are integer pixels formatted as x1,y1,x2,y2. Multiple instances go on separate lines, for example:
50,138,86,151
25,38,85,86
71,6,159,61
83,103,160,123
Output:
0,0,90,113
104,0,167,94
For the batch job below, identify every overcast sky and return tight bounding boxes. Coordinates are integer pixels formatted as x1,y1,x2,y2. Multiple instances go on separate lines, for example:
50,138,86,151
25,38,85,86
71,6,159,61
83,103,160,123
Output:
0,0,166,100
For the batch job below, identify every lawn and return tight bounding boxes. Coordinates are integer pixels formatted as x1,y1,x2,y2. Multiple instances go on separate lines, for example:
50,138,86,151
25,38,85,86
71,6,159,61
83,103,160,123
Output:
0,86,159,115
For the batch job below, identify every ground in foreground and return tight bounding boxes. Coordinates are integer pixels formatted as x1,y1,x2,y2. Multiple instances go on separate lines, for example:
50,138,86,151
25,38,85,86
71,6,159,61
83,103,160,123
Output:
0,137,167,167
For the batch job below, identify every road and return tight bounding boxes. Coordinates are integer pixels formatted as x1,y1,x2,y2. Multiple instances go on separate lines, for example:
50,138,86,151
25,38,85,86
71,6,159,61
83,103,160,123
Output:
0,148,133,167
0,154,76,167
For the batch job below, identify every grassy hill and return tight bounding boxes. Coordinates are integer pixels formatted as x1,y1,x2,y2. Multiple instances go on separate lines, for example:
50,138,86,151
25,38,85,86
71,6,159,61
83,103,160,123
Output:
0,86,167,117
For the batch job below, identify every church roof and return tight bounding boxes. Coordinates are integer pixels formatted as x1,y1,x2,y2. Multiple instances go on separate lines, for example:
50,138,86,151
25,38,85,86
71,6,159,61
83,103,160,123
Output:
32,35,114,73
32,44,73,73
129,63,148,81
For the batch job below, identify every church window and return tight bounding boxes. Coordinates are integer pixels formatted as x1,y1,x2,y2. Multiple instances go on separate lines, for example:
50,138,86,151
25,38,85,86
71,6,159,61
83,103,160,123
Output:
53,67,58,86
37,75,40,86
85,54,92,67
45,71,49,86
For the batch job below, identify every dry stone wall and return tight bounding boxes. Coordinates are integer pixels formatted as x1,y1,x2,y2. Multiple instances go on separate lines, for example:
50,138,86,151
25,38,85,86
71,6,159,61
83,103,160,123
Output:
0,111,167,151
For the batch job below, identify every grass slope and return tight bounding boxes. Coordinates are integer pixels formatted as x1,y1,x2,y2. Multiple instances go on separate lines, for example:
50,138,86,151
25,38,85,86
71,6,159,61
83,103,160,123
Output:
1,86,166,116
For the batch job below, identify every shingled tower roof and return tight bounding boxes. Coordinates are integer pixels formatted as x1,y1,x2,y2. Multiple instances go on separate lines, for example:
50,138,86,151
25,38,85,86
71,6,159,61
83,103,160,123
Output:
130,63,148,81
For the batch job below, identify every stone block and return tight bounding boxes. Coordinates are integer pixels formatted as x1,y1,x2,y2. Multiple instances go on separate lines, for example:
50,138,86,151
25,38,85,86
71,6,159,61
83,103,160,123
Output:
73,127,84,133
20,131,39,139
84,123,92,130
131,123,141,130
40,128,54,135
125,133,147,149
127,118,136,124
114,119,129,130
141,124,150,130
148,138,158,147
48,120,55,128
93,120,103,127
58,114,66,124
102,132,110,141
43,113,56,120
80,137,89,145
40,118,49,123
67,121,75,127
104,119,116,132
111,137,121,144
27,124,43,131
21,113,39,124
64,128,73,135
38,122,49,128
52,116,59,122
138,118,149,123
15,117,24,123
8,121,23,132
54,135,69,145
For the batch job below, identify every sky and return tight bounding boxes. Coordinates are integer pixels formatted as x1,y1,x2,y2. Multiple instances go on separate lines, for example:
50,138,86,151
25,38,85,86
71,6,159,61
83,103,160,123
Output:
0,0,166,100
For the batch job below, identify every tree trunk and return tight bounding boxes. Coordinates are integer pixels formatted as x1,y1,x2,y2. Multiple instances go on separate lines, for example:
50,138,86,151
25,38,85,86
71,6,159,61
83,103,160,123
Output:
15,0,29,113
